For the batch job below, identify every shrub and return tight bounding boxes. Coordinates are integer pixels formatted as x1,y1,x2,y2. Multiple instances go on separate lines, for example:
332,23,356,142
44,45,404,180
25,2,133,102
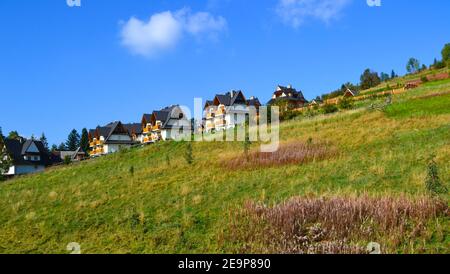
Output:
322,104,339,114
63,155,72,165
425,155,447,196
228,195,448,254
129,166,134,176
434,61,446,69
421,76,429,83
165,154,171,167
184,142,194,165
338,98,354,110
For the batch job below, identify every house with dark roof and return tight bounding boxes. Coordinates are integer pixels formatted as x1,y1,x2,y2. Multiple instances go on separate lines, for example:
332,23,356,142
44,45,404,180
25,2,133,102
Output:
88,121,136,157
267,85,308,109
1,138,50,176
141,105,191,143
51,147,87,164
203,90,260,132
343,88,360,98
123,123,143,142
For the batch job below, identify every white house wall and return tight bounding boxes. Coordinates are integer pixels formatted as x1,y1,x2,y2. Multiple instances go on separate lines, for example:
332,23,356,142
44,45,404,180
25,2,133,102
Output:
108,134,132,141
15,165,45,175
103,144,131,154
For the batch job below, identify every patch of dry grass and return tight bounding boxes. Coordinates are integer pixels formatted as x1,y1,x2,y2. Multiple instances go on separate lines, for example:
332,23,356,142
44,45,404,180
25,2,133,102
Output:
228,195,448,254
223,142,338,170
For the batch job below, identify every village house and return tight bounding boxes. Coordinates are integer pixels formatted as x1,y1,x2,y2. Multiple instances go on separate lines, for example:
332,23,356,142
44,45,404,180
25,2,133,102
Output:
267,85,308,109
203,90,261,133
88,122,136,157
51,147,87,163
308,99,323,108
343,88,360,98
141,105,191,143
123,123,143,143
1,137,50,176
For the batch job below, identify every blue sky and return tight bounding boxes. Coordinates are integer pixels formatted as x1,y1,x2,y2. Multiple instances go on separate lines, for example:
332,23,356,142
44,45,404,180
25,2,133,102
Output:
1,0,449,145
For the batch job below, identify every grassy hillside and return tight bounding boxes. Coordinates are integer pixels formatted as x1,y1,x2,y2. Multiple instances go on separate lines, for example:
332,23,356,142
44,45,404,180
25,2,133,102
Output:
0,79,449,254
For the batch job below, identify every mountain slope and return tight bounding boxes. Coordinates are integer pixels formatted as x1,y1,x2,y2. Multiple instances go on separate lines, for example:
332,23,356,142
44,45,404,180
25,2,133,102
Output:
0,79,449,254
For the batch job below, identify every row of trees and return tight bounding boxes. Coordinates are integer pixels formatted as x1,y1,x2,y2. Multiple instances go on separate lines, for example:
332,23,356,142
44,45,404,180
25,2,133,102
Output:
51,128,90,152
321,43,450,101
0,126,90,153
321,68,397,100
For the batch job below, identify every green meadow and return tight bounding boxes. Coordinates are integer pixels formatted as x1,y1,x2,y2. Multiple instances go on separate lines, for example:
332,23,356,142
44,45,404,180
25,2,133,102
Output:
0,75,449,254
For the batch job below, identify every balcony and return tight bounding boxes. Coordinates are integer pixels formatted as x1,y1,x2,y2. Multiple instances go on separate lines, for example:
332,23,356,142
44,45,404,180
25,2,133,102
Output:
215,119,226,126
143,125,152,134
153,124,161,131
216,106,226,116
96,140,104,146
89,141,95,148
143,136,155,143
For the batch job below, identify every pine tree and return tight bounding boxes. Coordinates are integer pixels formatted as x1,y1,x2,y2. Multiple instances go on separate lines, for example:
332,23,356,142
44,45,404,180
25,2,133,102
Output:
58,142,67,151
0,134,12,178
39,133,49,152
51,144,58,152
8,131,20,140
390,70,397,79
65,129,80,151
79,128,89,153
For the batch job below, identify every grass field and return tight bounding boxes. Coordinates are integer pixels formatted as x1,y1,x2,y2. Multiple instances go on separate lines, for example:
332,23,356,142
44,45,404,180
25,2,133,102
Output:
0,78,449,254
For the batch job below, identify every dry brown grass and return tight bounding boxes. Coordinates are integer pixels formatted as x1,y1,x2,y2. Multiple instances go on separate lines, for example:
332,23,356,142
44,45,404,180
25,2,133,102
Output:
228,195,448,254
224,142,337,170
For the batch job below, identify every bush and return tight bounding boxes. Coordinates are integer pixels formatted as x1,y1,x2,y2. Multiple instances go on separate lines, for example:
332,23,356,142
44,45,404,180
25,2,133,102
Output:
63,155,72,165
184,142,194,165
434,61,446,69
421,76,429,83
425,155,447,196
338,98,354,110
129,166,134,176
322,104,339,114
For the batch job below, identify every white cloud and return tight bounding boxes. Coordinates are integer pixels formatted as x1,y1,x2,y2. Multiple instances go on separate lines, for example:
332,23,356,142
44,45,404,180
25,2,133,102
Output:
276,0,352,28
120,8,227,57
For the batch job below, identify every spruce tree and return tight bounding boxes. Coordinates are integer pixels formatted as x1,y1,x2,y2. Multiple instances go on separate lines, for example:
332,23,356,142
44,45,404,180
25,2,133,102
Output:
79,128,89,153
0,134,12,178
58,142,67,151
39,133,49,152
8,131,20,140
65,129,80,151
51,144,58,152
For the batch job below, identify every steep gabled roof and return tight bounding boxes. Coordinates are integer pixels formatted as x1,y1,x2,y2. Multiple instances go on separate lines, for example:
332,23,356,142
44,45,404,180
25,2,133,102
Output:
3,138,50,166
213,90,247,107
123,123,143,135
268,85,308,105
150,105,189,129
204,100,214,109
141,114,152,125
247,97,261,107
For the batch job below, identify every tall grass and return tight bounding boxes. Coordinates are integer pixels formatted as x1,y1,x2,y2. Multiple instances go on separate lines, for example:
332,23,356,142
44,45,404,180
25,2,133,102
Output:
224,142,337,170
228,195,448,254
